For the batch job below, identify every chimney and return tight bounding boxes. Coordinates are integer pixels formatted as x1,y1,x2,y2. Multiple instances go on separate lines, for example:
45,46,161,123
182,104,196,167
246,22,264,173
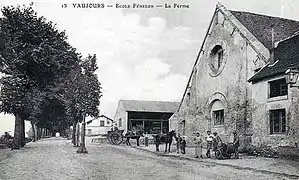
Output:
270,24,275,65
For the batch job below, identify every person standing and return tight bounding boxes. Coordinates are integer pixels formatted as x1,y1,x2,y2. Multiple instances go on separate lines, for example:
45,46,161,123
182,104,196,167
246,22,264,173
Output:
233,131,240,159
205,130,214,158
175,133,182,153
180,137,186,154
212,132,223,151
193,132,203,158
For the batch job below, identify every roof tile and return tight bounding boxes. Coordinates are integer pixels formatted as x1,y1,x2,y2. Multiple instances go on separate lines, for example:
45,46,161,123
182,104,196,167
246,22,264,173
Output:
120,100,179,113
248,34,299,82
230,10,299,49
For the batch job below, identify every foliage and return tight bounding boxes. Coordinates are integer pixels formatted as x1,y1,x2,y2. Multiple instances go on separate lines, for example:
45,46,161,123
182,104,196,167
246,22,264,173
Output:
0,5,79,119
0,5,102,140
63,54,102,123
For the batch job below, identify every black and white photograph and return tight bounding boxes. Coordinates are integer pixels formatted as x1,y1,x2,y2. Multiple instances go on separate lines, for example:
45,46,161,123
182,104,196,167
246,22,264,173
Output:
0,0,298,179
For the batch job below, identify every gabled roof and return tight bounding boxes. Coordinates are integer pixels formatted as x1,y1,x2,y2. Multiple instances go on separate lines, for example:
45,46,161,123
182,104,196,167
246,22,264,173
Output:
177,3,299,111
249,34,299,82
230,10,299,50
120,100,179,113
86,115,114,124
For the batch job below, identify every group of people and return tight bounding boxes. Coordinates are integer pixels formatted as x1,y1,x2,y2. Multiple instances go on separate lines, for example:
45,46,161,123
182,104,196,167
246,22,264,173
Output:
175,130,239,159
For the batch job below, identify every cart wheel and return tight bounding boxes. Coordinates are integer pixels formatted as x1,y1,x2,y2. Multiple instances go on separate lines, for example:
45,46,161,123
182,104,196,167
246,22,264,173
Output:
110,132,123,145
108,133,113,144
215,149,223,160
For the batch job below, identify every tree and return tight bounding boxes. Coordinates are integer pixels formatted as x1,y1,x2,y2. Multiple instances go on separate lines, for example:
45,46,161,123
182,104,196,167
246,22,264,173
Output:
0,74,33,148
62,54,102,153
0,5,80,149
77,54,102,153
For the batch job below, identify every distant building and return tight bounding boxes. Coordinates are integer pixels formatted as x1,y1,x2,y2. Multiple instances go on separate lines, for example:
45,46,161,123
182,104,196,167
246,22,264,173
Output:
85,115,114,136
114,100,179,134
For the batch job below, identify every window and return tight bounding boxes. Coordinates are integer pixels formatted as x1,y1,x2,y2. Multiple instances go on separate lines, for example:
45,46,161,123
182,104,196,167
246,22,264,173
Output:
270,109,286,134
213,109,224,125
269,78,288,98
210,45,224,70
100,120,105,127
208,43,227,77
107,120,110,125
119,118,122,127
87,129,92,135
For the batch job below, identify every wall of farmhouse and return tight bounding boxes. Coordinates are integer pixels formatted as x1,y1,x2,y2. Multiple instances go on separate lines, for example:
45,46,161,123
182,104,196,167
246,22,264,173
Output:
175,9,266,147
113,101,128,133
251,75,299,147
169,113,179,133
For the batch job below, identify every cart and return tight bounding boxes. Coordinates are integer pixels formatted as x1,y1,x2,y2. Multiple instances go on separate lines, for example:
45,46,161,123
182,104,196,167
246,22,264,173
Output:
107,129,124,145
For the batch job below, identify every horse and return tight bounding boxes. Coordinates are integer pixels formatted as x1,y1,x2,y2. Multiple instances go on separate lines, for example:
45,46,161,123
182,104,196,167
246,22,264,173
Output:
124,130,143,146
153,130,176,152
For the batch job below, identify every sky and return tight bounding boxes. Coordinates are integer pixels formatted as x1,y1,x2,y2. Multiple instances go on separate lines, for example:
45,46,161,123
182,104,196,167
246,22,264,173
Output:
1,0,299,134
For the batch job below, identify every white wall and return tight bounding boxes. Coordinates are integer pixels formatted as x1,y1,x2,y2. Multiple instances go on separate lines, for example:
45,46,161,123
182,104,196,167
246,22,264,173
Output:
86,116,113,135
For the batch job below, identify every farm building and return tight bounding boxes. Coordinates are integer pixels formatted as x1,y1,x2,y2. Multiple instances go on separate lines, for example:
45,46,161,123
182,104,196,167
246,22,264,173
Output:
114,100,179,134
171,2,299,149
85,115,114,136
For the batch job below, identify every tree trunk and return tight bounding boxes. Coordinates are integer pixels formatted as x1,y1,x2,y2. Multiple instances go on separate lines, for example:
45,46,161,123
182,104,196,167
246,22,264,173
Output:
39,128,42,139
36,127,39,140
75,122,80,147
77,116,88,153
12,114,22,150
20,118,26,147
37,127,41,140
62,123,66,137
31,122,36,142
72,122,76,145
42,128,45,138
34,124,38,141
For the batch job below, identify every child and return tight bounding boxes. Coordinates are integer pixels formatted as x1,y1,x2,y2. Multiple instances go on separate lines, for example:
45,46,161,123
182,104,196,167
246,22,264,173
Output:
180,137,186,154
175,133,182,153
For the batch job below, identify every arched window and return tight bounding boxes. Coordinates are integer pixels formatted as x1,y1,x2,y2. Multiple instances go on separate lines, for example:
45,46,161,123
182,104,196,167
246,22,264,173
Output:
210,45,224,70
210,100,224,125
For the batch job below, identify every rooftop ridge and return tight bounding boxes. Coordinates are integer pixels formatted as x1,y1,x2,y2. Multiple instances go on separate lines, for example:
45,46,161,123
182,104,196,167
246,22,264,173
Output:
229,10,299,22
276,31,299,45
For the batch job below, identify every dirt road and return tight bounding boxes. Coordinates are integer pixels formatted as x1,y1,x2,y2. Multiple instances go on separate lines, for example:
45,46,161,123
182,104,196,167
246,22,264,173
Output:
0,138,294,180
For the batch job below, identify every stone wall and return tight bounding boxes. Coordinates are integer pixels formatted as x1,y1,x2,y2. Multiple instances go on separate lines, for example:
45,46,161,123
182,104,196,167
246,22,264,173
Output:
174,8,265,148
173,4,299,150
251,75,299,147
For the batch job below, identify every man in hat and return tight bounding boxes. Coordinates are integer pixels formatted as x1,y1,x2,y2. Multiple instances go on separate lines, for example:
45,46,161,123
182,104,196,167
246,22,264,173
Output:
212,132,222,151
205,130,214,158
193,132,203,158
233,131,240,159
